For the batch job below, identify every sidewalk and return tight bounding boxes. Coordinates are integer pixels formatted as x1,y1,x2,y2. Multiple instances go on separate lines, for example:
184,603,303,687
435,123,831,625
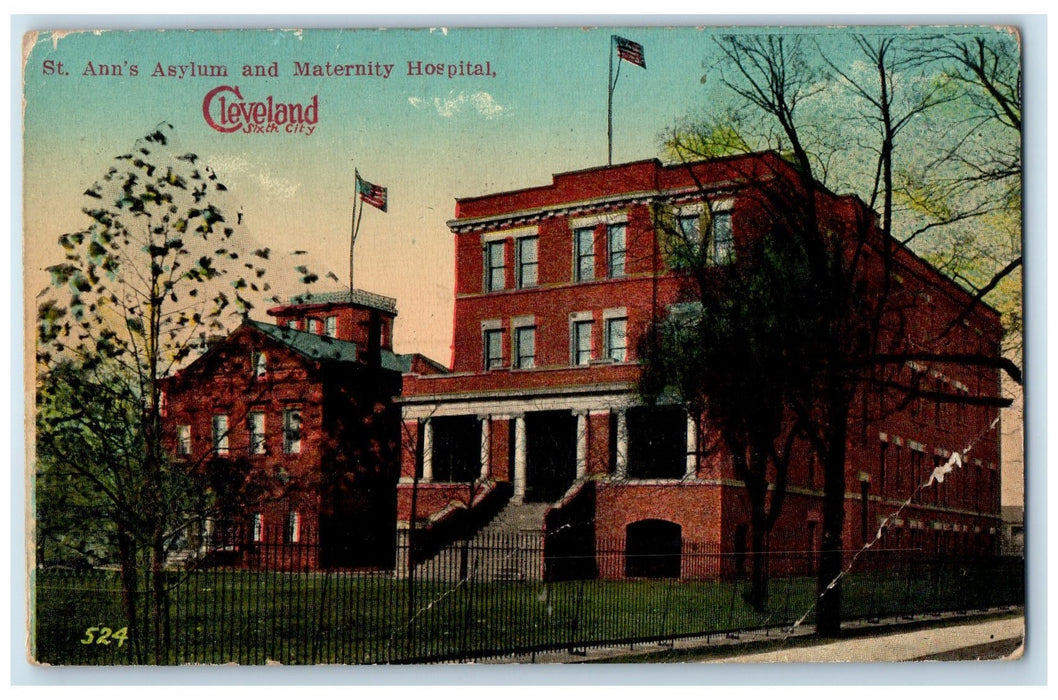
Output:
701,614,1024,663
482,608,1024,664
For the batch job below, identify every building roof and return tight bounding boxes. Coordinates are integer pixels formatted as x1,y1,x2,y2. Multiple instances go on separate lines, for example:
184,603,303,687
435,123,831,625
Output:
249,319,362,362
281,288,398,315
448,151,794,231
248,319,411,373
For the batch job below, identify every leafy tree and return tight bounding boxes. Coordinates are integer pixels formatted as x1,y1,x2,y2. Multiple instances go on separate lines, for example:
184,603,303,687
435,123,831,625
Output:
35,123,318,660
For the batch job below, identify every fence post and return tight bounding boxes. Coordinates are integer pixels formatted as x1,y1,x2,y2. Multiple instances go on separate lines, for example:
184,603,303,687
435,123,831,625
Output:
311,567,330,663
900,556,915,619
459,553,477,661
725,567,740,632
659,578,675,647
867,556,881,622
567,579,585,655
781,564,792,627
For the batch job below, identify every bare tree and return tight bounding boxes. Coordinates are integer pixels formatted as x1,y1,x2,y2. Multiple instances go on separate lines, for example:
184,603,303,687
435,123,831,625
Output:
654,30,1021,635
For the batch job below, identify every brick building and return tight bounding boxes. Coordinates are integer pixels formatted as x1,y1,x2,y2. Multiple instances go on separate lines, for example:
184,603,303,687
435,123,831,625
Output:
163,289,442,570
397,153,1004,579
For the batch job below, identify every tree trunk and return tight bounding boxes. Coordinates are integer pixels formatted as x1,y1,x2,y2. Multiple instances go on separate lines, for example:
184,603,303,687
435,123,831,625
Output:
816,396,850,636
117,524,142,663
150,528,169,663
748,506,771,611
744,445,772,612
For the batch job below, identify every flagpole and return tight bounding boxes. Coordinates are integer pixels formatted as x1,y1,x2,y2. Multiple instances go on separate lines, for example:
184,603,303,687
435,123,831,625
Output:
607,35,614,166
350,169,360,293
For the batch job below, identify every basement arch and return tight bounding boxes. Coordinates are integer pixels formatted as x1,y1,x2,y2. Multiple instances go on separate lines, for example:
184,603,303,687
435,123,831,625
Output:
625,519,682,579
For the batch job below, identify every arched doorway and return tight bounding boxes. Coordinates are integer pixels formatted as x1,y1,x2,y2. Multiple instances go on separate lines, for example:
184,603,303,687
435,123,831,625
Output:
625,519,682,578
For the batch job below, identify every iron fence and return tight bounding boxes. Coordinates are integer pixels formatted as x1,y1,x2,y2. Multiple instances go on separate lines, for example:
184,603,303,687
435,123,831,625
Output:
32,533,1024,665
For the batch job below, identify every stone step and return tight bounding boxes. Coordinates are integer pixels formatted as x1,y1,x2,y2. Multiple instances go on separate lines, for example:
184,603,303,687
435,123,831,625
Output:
414,500,549,580
480,502,550,536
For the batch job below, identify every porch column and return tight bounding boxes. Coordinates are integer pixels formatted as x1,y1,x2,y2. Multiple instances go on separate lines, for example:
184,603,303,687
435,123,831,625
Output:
614,409,628,480
479,415,491,481
422,417,434,483
575,411,588,480
685,411,698,478
513,414,527,502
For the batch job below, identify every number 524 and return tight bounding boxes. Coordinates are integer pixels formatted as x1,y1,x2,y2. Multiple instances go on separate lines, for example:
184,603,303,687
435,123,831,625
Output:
80,626,128,647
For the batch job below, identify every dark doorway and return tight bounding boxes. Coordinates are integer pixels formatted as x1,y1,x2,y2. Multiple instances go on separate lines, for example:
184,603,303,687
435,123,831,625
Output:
625,519,682,578
431,415,481,483
627,406,687,479
524,410,577,503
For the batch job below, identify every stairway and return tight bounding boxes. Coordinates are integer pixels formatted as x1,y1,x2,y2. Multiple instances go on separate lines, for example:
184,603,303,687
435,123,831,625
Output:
415,501,550,581
165,548,195,570
480,501,550,537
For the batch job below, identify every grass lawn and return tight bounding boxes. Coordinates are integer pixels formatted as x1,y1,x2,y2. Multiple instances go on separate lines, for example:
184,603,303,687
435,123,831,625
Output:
32,559,1022,665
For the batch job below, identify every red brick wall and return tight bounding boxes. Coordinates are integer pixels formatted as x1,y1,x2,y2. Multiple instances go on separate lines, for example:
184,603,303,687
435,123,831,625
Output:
586,412,611,476
396,483,475,523
399,418,420,480
488,417,512,481
164,322,401,566
593,482,723,579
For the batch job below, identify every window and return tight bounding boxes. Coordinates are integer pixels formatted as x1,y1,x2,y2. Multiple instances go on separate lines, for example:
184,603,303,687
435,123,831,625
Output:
572,319,594,365
676,207,734,264
308,318,322,335
431,415,482,483
252,351,267,378
516,236,538,288
607,224,626,278
484,328,505,370
485,240,506,291
286,511,300,544
627,406,687,480
176,425,191,456
514,325,536,369
574,227,595,282
283,408,302,454
286,319,299,330
711,211,734,264
325,316,337,338
930,455,942,505
910,449,922,489
934,380,944,428
956,388,968,426
212,414,229,455
249,411,266,455
879,442,888,495
676,213,703,250
252,513,263,543
860,479,870,542
605,316,627,362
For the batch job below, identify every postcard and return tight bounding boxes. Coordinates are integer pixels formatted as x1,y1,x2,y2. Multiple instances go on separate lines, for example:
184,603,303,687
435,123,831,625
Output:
22,24,1024,667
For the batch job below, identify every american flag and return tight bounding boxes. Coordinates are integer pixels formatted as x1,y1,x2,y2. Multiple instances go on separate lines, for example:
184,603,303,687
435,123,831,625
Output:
356,171,388,212
615,36,646,69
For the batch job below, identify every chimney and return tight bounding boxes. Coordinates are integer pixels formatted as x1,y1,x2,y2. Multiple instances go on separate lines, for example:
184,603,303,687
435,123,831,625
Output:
367,309,382,368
